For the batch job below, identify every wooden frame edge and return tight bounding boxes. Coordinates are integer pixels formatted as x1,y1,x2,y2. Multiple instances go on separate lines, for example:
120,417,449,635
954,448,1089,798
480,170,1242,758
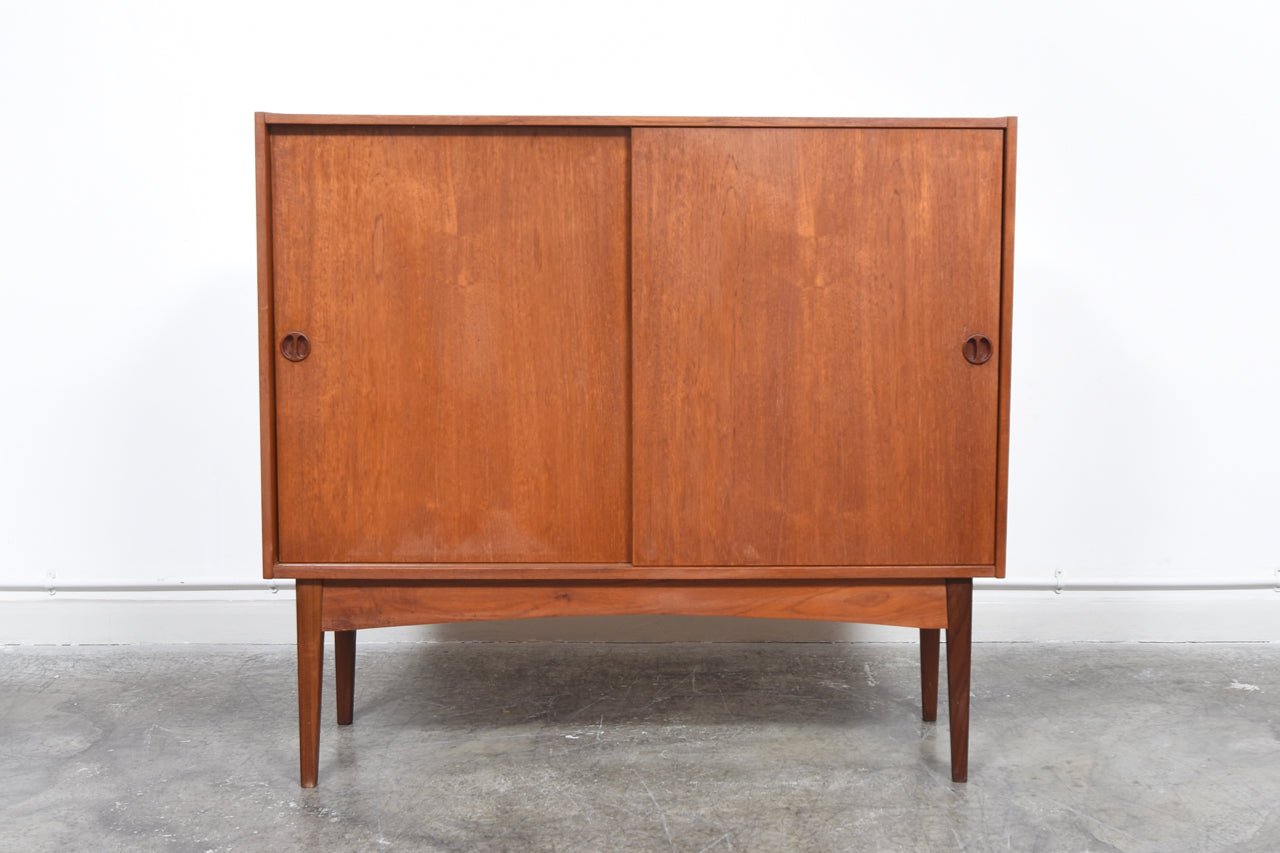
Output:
994,117,1018,579
274,563,999,580
261,114,1012,129
256,112,280,579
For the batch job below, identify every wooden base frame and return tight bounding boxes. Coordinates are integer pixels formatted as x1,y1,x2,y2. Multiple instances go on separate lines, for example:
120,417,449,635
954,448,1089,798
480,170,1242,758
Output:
294,578,974,787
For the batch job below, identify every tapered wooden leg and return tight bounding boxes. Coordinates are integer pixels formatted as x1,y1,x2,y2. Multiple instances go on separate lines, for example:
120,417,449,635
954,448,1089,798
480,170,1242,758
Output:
946,579,973,783
335,630,355,726
920,628,940,722
296,580,324,788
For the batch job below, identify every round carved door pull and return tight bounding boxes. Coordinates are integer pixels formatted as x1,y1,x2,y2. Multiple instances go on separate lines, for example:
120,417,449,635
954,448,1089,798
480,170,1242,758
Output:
281,331,311,362
962,334,992,365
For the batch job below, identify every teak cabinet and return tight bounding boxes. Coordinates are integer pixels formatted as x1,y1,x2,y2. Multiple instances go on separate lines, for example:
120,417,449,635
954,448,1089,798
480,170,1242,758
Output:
256,114,1017,787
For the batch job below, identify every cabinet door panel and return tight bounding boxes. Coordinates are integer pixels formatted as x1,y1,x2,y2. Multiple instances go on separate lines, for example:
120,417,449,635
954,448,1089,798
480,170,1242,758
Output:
271,128,629,563
633,128,1004,566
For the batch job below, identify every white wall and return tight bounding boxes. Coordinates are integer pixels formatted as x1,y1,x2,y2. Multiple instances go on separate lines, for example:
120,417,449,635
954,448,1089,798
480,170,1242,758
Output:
1,0,1276,642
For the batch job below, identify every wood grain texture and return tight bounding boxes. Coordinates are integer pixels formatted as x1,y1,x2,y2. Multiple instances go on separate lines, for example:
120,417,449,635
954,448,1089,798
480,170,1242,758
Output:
256,112,280,578
265,115,1012,129
296,580,323,788
633,128,1005,566
946,579,973,783
993,118,1018,579
270,127,630,563
319,580,949,631
275,562,997,580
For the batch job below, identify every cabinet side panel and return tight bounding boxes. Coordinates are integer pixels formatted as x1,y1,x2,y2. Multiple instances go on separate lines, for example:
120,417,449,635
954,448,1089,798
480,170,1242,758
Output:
633,128,1005,566
994,118,1017,578
256,113,279,578
271,128,631,563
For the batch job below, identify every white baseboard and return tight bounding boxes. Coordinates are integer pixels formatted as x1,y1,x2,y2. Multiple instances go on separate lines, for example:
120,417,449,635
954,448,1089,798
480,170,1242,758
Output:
1,588,1276,644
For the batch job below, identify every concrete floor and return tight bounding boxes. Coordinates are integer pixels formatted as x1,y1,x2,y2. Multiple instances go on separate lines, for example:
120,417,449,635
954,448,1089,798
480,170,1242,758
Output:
1,642,1277,852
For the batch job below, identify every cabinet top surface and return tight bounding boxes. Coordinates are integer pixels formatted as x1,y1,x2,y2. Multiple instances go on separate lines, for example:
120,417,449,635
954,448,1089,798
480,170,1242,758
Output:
260,114,1013,129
